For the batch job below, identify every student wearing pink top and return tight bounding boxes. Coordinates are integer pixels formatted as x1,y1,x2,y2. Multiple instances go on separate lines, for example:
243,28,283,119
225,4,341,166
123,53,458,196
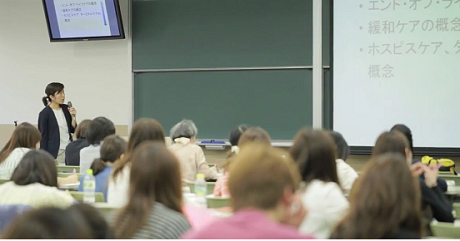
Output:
183,143,314,239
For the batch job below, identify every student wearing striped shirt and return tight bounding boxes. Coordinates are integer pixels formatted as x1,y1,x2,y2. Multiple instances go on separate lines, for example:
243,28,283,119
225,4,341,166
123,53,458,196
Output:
113,142,191,239
0,123,41,179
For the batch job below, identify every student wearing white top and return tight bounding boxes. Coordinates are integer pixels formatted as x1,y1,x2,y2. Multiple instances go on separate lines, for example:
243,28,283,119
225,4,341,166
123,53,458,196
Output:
38,82,77,164
79,117,115,174
0,150,74,208
107,118,166,207
290,129,349,239
329,131,358,193
0,123,41,179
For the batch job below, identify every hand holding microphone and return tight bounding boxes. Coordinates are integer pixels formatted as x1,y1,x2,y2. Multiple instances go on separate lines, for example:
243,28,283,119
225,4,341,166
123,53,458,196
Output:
67,101,77,118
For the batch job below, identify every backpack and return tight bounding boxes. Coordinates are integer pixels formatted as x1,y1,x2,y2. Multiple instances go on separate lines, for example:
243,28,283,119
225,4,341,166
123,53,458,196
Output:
421,156,457,175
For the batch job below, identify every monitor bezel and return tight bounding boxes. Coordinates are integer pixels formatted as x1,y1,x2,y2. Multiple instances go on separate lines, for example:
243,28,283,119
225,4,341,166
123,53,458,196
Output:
42,0,126,42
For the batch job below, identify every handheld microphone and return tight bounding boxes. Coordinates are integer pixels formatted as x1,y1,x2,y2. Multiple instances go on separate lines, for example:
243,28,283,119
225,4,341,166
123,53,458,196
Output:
68,101,73,108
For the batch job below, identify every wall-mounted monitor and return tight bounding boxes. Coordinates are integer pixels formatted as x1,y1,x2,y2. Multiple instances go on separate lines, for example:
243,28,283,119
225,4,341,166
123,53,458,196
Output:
42,0,125,42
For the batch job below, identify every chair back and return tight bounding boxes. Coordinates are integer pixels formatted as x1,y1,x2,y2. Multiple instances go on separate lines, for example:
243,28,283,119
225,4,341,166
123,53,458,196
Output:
0,204,33,232
58,173,82,179
431,222,460,238
206,196,230,209
56,166,80,173
69,191,105,203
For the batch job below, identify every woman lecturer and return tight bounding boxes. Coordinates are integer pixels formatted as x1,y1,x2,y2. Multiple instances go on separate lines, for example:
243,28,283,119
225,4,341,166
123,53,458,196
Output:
38,82,77,164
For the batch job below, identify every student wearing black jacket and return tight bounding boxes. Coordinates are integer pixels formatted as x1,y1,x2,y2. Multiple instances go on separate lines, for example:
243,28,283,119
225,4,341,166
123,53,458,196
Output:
65,119,91,166
373,131,454,235
391,124,448,192
38,83,77,164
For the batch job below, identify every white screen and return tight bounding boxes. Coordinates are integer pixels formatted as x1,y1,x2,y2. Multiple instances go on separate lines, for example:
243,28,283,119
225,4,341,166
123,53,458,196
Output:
333,0,460,147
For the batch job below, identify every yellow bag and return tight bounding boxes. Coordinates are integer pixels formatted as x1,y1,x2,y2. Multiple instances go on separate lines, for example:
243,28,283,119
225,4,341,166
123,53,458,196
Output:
421,156,457,175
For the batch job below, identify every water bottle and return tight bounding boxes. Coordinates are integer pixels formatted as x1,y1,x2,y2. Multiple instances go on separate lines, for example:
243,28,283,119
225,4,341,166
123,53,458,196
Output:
83,169,96,203
194,173,207,208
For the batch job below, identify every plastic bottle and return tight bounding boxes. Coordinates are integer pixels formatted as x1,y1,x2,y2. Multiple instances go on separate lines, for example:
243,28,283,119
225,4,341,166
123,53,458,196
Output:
83,169,96,203
194,173,207,208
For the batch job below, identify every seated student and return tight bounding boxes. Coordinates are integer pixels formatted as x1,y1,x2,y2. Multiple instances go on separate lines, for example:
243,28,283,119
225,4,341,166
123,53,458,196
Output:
183,143,313,239
0,150,74,208
372,131,454,234
331,153,423,239
67,203,115,239
78,135,126,201
107,118,166,207
65,119,91,166
213,126,271,197
228,125,248,154
168,119,217,182
79,117,115,174
329,131,358,193
391,124,448,192
113,142,191,239
0,123,41,179
1,207,92,239
290,129,349,239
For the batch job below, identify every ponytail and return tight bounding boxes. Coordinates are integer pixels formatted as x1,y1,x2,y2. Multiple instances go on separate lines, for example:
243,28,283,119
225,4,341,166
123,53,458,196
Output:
90,158,107,176
42,96,49,106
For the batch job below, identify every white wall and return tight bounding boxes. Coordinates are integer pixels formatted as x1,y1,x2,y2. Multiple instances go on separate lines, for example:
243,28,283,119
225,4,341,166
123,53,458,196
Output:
0,0,131,126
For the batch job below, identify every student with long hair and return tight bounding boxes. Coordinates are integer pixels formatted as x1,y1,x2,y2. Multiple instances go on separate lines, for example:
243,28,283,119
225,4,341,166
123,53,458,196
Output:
38,82,77,164
79,117,116,174
77,135,126,201
0,150,74,208
168,119,218,182
228,125,248,154
107,118,165,207
1,207,92,239
213,126,271,197
0,123,41,179
65,119,91,166
328,131,358,193
371,131,454,234
113,142,191,239
290,129,349,239
184,143,312,239
331,153,423,239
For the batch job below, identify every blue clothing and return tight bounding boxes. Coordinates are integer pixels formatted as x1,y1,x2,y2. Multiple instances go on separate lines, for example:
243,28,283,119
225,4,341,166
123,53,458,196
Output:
412,159,448,192
38,104,75,158
78,166,112,202
0,205,33,232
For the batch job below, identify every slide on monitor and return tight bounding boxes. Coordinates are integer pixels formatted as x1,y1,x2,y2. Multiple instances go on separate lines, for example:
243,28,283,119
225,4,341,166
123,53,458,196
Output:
44,0,122,39
333,0,460,148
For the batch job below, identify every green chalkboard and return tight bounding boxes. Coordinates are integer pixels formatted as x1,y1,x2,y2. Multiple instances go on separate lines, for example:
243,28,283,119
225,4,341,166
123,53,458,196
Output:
133,0,313,69
134,70,312,140
132,0,333,139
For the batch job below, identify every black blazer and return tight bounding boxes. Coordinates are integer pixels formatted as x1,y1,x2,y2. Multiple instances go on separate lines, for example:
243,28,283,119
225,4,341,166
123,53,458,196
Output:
38,104,75,158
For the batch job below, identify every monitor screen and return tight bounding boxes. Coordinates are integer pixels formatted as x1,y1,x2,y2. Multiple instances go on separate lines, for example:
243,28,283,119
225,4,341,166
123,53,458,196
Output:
42,0,125,42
